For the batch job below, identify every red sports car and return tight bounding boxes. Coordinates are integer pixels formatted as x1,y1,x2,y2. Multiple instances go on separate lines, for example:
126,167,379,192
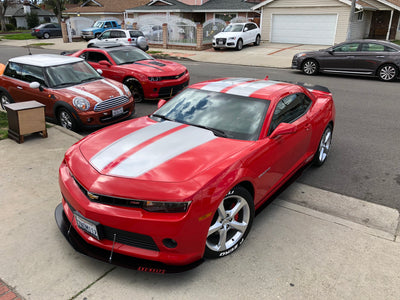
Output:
56,77,335,272
70,46,190,103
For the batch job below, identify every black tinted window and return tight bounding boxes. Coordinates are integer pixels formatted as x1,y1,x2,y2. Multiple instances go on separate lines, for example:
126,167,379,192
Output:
334,43,360,52
86,52,109,63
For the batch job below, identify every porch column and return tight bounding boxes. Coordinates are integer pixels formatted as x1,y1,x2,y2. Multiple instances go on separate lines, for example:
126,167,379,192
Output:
162,23,168,49
386,10,394,40
196,23,203,50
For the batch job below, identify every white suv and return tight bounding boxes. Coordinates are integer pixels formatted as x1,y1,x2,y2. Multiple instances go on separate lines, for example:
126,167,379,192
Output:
212,22,261,51
88,29,149,51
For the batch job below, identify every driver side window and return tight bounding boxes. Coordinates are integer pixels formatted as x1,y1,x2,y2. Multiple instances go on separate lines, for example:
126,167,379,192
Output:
269,93,312,135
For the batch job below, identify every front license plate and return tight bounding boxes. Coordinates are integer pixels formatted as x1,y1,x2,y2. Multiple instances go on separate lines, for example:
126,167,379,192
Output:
112,107,123,117
218,41,223,45
75,213,100,240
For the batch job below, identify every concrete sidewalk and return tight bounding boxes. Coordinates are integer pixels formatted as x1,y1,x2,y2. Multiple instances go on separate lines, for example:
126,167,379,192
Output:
1,126,400,300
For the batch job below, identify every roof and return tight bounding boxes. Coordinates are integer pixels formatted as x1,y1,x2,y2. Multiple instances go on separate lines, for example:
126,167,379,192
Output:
63,0,149,14
5,4,56,17
9,54,83,67
127,0,258,12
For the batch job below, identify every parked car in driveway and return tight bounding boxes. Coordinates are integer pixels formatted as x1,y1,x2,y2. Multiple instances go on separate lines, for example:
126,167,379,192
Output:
70,45,189,103
31,23,62,39
292,39,400,81
0,54,134,131
56,76,335,272
212,22,261,51
88,29,149,51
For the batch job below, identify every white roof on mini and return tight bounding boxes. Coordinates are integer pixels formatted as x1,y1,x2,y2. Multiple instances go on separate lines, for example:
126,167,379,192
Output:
9,54,83,67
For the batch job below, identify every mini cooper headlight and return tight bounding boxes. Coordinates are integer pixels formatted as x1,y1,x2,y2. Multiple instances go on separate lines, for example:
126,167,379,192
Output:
142,201,191,213
73,97,90,111
123,84,131,97
148,76,162,82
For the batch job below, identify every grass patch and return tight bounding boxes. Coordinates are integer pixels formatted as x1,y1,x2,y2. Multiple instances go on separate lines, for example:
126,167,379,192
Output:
30,42,54,46
0,33,36,40
393,40,400,46
0,111,8,140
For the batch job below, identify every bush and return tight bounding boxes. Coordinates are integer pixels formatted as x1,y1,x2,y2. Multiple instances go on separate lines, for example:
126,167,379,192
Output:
26,12,39,29
5,24,16,31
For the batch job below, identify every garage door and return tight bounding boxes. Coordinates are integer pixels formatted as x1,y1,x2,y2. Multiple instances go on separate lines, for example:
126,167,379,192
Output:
271,14,337,45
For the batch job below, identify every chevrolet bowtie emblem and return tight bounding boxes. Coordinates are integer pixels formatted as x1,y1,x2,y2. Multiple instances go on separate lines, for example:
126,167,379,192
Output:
87,192,99,200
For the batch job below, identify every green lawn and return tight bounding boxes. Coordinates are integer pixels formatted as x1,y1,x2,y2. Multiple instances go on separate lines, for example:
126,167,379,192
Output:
0,32,35,40
0,111,8,140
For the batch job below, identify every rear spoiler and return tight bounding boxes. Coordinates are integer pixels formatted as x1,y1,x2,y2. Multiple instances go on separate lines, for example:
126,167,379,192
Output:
264,76,331,94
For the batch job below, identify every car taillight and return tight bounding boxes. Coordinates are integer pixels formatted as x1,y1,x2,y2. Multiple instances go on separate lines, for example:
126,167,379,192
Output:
127,38,132,42
35,29,40,32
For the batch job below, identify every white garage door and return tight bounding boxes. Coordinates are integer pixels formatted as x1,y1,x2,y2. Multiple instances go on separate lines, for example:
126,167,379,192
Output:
271,14,337,45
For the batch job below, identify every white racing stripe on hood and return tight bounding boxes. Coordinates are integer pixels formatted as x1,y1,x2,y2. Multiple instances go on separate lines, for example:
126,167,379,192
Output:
226,80,280,97
66,87,102,103
108,126,216,178
200,78,254,92
101,79,124,96
90,121,182,171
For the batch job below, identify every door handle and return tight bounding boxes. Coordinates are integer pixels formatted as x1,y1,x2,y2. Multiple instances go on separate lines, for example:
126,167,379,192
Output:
17,86,23,90
305,124,312,131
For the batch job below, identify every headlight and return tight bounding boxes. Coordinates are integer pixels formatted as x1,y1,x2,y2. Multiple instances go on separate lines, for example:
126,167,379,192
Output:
142,201,191,213
296,53,307,58
148,76,162,82
73,97,90,111
228,37,237,40
123,84,131,97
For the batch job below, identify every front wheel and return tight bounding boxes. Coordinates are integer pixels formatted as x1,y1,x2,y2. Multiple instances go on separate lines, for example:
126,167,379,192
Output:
235,39,243,51
302,59,319,75
378,64,398,81
57,108,78,131
204,186,254,259
124,78,144,103
313,125,333,167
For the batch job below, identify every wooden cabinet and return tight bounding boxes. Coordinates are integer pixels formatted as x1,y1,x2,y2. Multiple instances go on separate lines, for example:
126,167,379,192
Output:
5,101,48,143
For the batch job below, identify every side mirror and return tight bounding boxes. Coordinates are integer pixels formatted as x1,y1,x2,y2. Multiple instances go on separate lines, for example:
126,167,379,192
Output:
29,82,41,89
244,27,248,32
270,123,297,139
157,99,167,109
99,60,111,67
96,68,103,75
328,49,334,55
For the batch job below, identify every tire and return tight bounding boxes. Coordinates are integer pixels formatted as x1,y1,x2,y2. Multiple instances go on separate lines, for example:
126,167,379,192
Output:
57,108,78,131
204,186,254,259
124,78,144,103
377,64,398,81
254,35,261,46
43,32,50,39
235,39,243,51
302,59,319,75
0,92,13,111
313,125,333,167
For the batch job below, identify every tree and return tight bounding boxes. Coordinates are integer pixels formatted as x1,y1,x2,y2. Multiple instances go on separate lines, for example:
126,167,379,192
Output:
26,11,39,29
0,0,10,32
43,0,65,24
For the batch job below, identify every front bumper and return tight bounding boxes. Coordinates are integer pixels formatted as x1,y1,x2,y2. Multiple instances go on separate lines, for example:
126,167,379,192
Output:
143,76,190,100
55,203,203,273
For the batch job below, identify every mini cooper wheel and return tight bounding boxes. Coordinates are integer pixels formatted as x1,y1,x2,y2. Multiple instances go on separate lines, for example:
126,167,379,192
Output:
205,186,254,259
0,92,13,111
236,39,243,51
254,35,261,46
43,32,50,39
57,108,77,131
302,59,319,75
314,125,333,167
124,78,144,103
378,64,398,81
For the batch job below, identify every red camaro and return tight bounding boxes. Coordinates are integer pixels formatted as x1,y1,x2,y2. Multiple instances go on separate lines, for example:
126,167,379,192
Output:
56,77,335,272
70,46,190,102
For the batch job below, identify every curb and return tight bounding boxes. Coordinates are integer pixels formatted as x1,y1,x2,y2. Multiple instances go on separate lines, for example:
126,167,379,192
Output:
0,279,23,300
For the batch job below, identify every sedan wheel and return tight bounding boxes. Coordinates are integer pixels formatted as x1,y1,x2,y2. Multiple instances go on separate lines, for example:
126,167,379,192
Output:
43,32,50,39
302,59,318,75
314,125,332,166
378,64,398,81
205,186,254,258
57,108,77,131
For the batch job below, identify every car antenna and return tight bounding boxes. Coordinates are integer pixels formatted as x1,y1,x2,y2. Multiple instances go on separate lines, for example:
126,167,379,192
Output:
26,40,32,55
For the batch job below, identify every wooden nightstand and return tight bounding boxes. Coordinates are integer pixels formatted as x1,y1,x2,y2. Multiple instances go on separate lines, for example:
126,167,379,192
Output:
4,101,48,143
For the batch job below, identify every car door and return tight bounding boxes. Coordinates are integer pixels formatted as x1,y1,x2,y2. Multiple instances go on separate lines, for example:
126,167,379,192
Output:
242,23,252,45
318,42,361,72
84,51,123,82
351,42,393,74
252,93,313,199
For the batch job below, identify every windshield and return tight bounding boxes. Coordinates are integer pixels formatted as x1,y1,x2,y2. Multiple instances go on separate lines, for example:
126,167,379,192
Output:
93,21,103,28
152,88,270,141
223,24,244,33
45,61,102,88
109,48,154,65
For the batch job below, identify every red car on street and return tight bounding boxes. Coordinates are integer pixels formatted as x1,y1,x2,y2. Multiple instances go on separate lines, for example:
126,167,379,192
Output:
56,77,335,272
70,45,190,103
0,54,134,131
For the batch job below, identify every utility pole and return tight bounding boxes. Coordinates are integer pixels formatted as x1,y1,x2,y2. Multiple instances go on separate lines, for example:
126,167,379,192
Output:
346,0,356,40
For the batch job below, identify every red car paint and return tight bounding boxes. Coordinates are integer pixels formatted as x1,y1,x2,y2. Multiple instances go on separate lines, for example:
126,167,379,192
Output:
58,77,335,267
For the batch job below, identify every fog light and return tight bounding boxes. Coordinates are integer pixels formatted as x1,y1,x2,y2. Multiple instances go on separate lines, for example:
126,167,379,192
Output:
162,238,177,249
87,118,93,123
153,88,158,92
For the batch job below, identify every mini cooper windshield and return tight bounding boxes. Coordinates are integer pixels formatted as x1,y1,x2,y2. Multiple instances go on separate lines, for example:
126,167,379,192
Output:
152,88,270,141
108,48,154,65
45,61,102,88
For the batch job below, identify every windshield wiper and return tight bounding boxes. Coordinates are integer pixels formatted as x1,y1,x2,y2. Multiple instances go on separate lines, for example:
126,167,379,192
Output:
184,122,227,138
80,77,100,83
151,113,174,122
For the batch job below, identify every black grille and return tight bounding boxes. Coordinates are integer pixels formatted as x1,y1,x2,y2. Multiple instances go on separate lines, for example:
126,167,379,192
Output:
160,71,186,81
158,80,189,98
94,95,130,112
216,38,226,45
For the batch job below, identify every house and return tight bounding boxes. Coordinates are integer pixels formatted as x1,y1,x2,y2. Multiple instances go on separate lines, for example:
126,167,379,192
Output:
4,2,57,29
252,0,400,45
63,0,149,23
125,0,263,24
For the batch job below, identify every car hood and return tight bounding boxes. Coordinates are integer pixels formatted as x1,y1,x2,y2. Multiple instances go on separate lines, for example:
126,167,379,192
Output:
214,32,241,39
57,78,125,105
78,117,253,183
120,59,187,75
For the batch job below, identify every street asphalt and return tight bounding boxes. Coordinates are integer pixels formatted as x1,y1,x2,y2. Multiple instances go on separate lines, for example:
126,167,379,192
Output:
0,38,400,300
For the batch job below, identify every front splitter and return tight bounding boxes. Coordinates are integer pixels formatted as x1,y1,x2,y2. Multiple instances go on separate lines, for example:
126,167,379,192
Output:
54,203,203,273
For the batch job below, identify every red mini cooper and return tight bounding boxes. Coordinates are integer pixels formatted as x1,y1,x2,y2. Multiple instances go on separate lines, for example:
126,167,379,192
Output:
0,54,134,131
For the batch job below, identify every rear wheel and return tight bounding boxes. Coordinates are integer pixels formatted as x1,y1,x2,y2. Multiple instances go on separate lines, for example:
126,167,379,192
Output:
313,125,333,166
124,78,144,103
378,64,398,81
57,108,78,131
235,39,243,51
204,186,254,259
43,32,50,39
254,35,261,46
302,59,319,75
0,92,13,111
